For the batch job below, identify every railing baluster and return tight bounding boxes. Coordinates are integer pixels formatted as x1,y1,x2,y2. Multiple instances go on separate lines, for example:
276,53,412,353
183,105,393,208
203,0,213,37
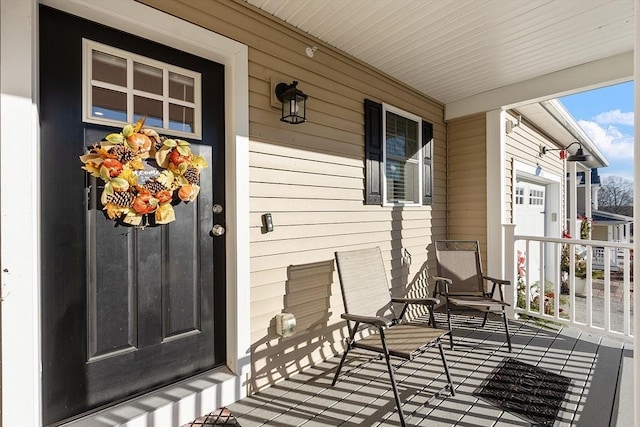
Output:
623,248,631,336
604,248,611,332
508,231,633,339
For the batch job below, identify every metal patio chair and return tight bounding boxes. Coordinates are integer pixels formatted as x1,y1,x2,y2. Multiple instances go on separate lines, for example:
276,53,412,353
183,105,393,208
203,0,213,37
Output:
434,240,512,352
332,247,455,427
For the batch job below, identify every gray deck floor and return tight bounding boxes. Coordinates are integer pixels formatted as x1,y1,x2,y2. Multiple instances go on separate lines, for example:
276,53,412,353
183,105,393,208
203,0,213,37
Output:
227,312,633,426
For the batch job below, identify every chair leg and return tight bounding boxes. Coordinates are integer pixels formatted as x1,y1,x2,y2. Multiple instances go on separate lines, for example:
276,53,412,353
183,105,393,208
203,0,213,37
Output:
481,311,489,327
446,302,454,350
333,325,359,386
502,308,512,352
429,305,437,328
380,329,407,427
437,339,455,396
331,340,351,386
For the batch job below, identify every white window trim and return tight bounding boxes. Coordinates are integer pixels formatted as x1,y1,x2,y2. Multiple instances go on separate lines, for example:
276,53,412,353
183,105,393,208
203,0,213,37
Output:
82,39,203,139
381,103,423,207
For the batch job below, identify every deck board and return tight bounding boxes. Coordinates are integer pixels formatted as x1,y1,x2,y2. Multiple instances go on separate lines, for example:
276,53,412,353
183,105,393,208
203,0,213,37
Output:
224,312,633,426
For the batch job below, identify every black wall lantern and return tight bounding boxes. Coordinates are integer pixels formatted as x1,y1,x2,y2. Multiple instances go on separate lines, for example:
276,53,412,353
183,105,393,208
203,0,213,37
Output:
540,141,593,162
275,81,307,124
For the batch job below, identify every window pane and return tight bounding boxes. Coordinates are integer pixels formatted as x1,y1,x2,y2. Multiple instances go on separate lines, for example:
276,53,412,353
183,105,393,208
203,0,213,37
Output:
386,111,419,203
134,96,163,128
386,159,419,203
134,62,163,95
92,87,126,121
169,72,194,102
169,104,194,133
92,51,126,87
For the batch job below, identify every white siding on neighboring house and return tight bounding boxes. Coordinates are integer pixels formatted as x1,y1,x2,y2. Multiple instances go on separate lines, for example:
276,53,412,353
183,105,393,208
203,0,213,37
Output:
141,0,448,392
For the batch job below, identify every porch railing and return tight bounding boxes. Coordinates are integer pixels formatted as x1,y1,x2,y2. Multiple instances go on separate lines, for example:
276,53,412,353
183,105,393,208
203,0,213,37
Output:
504,226,634,339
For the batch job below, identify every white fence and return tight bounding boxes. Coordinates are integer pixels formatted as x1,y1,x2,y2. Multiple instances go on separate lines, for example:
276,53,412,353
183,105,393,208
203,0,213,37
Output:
505,229,634,339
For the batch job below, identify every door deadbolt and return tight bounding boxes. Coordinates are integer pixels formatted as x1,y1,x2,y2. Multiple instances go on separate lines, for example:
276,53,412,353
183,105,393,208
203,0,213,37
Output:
213,204,223,214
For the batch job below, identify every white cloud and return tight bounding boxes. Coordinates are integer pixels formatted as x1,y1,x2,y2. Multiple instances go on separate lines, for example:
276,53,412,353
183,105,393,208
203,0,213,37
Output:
592,109,634,126
577,119,634,162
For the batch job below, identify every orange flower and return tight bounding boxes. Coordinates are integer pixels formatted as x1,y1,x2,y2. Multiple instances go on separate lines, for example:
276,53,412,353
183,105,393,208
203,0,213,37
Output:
178,184,199,202
102,158,123,177
133,194,158,214
155,190,172,204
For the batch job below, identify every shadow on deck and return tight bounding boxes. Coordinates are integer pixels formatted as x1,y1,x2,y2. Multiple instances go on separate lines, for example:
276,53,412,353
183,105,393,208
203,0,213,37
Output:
200,312,634,426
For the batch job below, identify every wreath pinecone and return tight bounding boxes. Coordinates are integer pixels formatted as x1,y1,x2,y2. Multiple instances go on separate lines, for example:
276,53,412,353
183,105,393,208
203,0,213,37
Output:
144,179,167,194
110,145,136,163
107,191,135,207
183,166,200,184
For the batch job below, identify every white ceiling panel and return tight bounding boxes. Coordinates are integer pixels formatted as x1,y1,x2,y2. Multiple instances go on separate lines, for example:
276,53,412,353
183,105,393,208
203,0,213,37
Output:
245,0,634,110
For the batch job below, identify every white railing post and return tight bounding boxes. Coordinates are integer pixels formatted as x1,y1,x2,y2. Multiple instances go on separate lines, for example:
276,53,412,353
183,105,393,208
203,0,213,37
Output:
504,224,516,318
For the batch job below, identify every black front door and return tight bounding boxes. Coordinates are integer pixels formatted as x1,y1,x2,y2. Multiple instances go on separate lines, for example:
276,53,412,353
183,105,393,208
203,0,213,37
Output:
39,6,226,425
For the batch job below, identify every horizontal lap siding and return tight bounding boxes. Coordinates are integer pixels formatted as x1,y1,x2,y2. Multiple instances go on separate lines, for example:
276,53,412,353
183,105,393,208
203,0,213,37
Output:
447,114,488,262
505,110,565,224
141,0,448,392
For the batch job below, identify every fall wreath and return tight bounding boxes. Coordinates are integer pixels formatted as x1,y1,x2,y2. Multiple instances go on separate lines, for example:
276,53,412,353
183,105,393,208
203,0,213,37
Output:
80,118,208,227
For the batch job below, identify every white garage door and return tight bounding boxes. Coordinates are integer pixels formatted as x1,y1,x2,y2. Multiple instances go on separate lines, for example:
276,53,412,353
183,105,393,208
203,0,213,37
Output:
515,181,546,285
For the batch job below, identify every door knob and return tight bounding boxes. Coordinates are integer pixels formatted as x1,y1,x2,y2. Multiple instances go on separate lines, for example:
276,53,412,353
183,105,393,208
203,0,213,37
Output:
211,224,225,236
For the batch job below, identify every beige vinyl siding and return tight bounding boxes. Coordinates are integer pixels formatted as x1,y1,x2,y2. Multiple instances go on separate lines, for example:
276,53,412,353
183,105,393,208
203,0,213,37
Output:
141,0,447,392
446,113,488,262
505,110,565,225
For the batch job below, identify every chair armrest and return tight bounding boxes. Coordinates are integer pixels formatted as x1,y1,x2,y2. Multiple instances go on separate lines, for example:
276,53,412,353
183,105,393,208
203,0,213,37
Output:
434,276,451,296
391,297,440,306
341,313,388,327
483,275,511,286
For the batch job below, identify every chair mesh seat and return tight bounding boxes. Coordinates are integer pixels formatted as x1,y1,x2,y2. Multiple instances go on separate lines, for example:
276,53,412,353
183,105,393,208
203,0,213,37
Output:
357,324,450,359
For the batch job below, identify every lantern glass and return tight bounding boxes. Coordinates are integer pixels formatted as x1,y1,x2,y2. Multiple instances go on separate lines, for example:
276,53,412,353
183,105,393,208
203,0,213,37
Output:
276,81,307,124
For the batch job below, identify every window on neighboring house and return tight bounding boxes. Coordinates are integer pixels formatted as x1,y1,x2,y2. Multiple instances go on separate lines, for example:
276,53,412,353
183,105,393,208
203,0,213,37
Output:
83,39,202,139
529,189,544,206
364,99,433,206
515,187,525,205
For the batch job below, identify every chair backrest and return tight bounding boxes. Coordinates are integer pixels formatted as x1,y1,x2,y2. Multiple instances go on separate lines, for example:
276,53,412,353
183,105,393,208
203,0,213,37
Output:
334,247,395,321
435,240,484,295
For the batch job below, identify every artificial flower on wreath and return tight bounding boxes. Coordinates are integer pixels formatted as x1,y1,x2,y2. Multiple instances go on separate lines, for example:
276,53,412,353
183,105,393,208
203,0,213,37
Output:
80,118,208,227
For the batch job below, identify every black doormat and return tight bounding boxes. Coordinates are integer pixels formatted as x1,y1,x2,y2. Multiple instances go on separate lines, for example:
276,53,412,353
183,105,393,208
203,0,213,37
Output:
473,358,571,426
183,407,241,426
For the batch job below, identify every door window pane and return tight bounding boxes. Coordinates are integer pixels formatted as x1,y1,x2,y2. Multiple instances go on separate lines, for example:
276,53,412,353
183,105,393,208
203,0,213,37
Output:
84,40,201,138
169,72,194,102
169,104,194,133
134,96,163,128
134,62,163,95
92,87,127,122
92,51,126,87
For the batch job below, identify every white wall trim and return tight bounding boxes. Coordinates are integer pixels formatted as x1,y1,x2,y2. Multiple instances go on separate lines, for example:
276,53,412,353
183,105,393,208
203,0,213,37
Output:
1,1,42,425
446,51,634,121
2,0,250,425
513,160,562,184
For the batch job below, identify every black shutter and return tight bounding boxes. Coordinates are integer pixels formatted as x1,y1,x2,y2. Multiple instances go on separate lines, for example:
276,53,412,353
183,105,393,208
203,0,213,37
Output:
422,120,433,205
364,99,383,205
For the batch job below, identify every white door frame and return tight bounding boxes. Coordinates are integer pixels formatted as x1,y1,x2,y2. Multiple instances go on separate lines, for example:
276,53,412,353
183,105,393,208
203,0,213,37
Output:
1,1,250,425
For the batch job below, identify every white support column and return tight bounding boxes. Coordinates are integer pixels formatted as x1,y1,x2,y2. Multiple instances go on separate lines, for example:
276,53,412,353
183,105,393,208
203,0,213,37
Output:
486,110,507,279
568,162,578,238
634,0,639,425
585,168,592,223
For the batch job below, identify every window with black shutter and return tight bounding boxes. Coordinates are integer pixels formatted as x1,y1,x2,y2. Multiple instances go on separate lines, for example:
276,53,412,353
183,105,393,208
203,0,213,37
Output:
364,99,433,206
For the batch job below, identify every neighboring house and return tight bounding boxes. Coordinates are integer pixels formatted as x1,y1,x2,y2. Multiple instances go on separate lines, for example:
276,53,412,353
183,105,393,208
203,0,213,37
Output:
0,1,635,426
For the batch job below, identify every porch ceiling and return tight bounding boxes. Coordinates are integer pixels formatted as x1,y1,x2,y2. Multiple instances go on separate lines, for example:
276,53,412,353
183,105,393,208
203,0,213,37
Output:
244,0,634,119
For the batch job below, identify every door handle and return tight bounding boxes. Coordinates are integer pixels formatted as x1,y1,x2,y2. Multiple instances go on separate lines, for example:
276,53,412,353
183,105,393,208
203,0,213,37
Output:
211,224,225,236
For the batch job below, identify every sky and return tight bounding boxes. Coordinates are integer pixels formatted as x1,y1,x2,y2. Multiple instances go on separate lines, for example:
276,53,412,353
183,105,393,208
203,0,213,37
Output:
559,81,634,181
